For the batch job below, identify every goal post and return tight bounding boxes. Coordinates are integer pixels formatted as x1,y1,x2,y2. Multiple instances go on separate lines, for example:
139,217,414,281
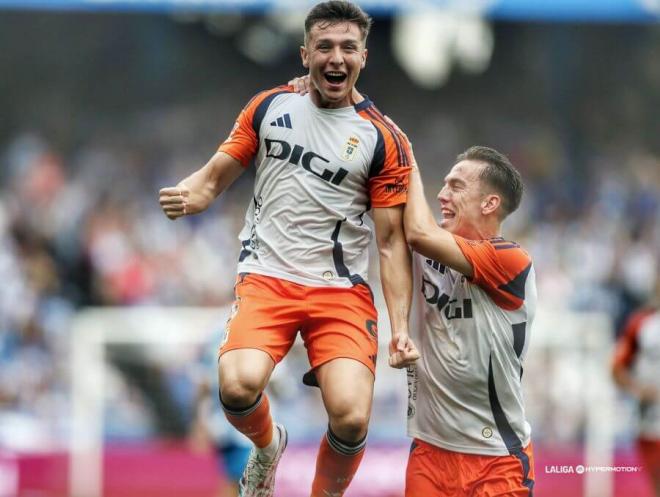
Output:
69,307,226,497
523,307,616,497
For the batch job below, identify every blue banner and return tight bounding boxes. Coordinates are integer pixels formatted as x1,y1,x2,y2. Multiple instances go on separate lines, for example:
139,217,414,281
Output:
0,0,659,21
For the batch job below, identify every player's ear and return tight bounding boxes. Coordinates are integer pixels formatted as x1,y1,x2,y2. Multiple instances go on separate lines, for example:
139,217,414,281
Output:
300,45,309,68
361,48,368,69
482,194,500,216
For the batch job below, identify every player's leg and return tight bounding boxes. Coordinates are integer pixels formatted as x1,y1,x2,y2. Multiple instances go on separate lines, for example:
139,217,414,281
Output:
312,357,374,497
302,283,379,497
219,349,276,449
217,273,301,496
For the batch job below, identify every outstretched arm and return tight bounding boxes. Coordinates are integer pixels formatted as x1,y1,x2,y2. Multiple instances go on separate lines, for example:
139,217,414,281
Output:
159,151,244,220
403,167,473,277
373,205,419,369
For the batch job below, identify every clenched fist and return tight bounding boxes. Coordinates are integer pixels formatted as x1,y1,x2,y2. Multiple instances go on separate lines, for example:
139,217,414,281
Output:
389,333,420,369
159,183,190,220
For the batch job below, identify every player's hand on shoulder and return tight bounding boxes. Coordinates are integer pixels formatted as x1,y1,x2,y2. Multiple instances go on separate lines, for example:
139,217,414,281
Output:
288,75,312,95
159,182,190,220
389,333,420,369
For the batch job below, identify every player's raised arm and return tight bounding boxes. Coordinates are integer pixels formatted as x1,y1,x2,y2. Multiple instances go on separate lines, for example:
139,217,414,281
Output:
159,151,244,220
403,167,473,277
373,206,419,369
160,82,289,220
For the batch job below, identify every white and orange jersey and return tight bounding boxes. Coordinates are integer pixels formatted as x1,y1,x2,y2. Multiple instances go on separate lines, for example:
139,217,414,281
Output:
219,85,412,288
613,309,660,439
407,236,537,456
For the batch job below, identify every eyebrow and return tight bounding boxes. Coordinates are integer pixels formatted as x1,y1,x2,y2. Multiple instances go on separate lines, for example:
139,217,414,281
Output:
315,39,359,45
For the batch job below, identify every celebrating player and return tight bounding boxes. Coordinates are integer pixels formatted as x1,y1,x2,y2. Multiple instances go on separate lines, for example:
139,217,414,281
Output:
159,2,419,496
289,67,536,494
403,146,536,496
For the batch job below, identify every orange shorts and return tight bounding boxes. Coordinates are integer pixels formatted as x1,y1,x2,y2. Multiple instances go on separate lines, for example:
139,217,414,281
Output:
219,273,379,380
406,439,535,497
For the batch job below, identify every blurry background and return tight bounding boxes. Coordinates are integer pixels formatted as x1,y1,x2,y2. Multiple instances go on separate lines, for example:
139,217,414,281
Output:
0,1,659,496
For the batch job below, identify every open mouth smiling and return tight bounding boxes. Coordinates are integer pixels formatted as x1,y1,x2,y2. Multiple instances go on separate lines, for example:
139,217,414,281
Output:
324,71,347,85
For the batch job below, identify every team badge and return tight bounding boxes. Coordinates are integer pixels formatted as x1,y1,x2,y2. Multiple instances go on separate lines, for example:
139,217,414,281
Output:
341,136,360,161
365,319,378,339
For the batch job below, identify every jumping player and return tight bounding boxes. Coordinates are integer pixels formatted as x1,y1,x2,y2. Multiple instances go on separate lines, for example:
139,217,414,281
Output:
403,146,537,496
159,2,419,496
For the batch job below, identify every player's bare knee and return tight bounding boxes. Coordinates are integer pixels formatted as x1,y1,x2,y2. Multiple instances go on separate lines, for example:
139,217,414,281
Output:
330,410,370,442
219,376,262,408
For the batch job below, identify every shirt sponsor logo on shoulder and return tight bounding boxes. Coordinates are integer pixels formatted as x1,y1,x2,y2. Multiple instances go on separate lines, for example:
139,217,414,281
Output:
385,178,407,194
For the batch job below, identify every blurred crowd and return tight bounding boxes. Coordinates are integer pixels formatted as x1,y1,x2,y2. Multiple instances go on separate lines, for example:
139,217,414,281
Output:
0,13,658,453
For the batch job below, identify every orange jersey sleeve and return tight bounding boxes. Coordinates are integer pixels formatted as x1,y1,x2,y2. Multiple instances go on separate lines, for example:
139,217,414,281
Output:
454,236,533,311
218,85,293,167
612,310,654,369
358,105,412,208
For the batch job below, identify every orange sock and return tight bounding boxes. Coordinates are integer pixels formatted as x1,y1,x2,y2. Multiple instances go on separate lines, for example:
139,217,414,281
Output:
311,428,366,497
222,393,273,448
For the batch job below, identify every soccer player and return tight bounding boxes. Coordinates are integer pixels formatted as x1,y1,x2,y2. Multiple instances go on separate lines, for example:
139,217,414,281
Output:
159,2,419,496
403,146,537,496
612,284,660,496
289,68,537,493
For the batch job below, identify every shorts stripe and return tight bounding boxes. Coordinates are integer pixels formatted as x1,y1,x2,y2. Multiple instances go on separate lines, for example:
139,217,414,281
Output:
512,448,535,496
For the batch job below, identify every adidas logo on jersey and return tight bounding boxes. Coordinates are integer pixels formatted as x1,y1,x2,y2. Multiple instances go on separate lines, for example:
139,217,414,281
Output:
270,113,292,129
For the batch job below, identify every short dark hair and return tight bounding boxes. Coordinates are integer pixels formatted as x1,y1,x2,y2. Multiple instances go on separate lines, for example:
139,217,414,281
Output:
456,146,524,219
304,1,373,44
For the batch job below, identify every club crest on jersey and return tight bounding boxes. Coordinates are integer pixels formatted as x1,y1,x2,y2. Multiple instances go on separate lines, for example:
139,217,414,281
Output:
341,136,360,161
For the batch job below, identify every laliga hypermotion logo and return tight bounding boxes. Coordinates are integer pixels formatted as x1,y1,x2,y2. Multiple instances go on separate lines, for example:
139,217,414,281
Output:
544,464,643,474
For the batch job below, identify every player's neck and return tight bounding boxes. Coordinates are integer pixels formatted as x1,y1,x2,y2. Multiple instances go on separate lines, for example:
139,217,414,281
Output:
457,222,501,241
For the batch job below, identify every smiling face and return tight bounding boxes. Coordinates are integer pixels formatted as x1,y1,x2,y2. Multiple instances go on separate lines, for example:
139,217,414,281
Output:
437,160,501,239
300,21,367,109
